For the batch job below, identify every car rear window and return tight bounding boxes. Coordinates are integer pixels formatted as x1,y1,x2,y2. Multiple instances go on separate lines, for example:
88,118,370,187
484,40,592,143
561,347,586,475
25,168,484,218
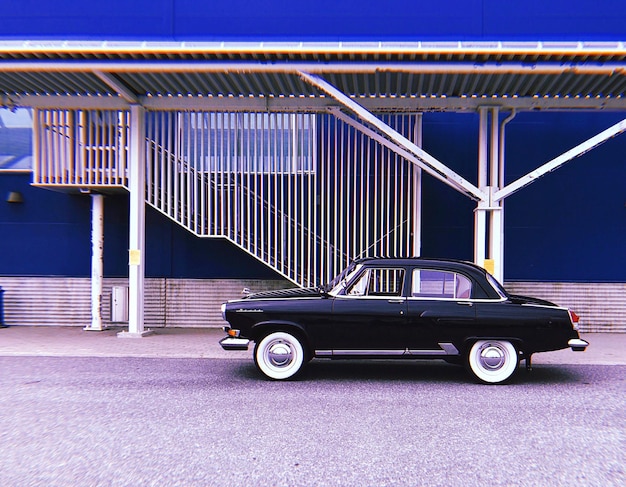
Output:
411,269,472,299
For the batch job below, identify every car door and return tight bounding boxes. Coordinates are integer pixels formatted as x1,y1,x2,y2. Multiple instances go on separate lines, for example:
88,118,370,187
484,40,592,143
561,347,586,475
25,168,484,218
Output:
330,266,408,355
406,268,476,356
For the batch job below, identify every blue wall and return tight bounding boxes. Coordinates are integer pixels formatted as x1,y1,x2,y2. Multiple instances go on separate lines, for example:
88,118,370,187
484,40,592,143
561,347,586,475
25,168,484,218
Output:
419,111,626,282
2,1,626,282
0,175,282,279
2,110,625,281
3,0,626,41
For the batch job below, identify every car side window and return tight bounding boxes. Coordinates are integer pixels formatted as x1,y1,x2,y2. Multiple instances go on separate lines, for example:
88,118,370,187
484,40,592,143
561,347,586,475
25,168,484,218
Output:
348,268,405,297
411,269,472,299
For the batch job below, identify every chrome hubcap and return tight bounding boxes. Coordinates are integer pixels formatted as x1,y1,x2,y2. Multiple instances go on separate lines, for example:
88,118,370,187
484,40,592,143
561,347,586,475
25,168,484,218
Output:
479,344,506,370
267,341,293,367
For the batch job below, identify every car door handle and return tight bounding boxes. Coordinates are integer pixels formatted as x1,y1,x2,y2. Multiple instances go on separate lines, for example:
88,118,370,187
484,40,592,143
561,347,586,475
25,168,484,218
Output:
456,301,473,306
388,298,405,304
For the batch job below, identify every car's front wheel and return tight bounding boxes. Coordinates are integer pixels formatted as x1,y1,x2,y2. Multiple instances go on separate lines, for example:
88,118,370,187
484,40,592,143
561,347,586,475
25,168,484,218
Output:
254,331,306,380
467,340,518,384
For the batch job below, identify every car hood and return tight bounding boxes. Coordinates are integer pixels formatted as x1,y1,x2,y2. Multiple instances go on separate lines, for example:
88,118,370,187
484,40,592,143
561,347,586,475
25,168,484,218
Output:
508,294,558,307
244,287,323,300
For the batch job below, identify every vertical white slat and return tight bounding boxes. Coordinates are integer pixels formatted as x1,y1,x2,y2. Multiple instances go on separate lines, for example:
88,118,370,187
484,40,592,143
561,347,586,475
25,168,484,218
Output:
280,113,287,277
246,112,252,252
46,110,52,184
79,110,87,185
241,113,247,247
225,112,232,239
50,110,58,183
309,114,316,286
332,116,338,278
86,110,93,185
218,112,224,236
200,112,206,235
215,112,221,236
67,110,75,186
272,113,278,269
59,110,67,184
256,113,262,259
46,109,53,184
173,111,179,223
396,115,403,255
352,117,358,261
145,112,153,205
32,109,41,184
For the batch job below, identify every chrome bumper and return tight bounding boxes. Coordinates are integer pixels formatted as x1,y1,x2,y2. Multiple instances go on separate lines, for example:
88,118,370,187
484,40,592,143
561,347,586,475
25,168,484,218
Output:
219,336,250,351
568,338,589,352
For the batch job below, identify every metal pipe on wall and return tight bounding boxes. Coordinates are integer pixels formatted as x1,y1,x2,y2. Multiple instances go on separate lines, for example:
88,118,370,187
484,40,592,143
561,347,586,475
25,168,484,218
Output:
84,193,104,331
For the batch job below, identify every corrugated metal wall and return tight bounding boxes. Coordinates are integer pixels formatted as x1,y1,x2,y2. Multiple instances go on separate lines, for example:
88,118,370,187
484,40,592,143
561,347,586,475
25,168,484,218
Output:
505,282,626,333
0,277,291,328
1,277,623,332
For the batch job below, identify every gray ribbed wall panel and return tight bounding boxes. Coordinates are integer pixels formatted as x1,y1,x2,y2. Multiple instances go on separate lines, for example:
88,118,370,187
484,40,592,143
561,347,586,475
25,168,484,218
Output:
505,282,626,333
1,276,623,332
0,277,290,328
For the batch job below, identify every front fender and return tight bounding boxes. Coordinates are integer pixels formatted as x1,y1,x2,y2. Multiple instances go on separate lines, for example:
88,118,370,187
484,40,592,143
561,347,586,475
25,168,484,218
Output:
250,320,308,341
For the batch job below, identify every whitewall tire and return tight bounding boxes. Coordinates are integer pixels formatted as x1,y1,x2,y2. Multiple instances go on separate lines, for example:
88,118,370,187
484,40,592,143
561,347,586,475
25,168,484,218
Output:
467,340,518,384
254,331,306,380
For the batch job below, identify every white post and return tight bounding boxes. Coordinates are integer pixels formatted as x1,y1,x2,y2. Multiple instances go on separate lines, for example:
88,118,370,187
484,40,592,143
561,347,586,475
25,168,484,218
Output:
119,105,152,338
488,107,503,282
474,108,489,267
84,193,105,331
412,113,423,257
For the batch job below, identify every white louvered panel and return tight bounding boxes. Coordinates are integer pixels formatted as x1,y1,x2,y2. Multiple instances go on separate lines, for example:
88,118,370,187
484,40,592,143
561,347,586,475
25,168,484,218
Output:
505,282,626,333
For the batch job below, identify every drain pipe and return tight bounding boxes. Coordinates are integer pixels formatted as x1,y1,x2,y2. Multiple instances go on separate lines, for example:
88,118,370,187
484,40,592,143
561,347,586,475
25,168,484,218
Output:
84,193,105,331
497,109,517,282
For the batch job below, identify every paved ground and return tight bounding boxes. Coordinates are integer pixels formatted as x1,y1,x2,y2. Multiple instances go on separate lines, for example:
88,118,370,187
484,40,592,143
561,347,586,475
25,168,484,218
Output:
0,325,623,364
1,356,624,486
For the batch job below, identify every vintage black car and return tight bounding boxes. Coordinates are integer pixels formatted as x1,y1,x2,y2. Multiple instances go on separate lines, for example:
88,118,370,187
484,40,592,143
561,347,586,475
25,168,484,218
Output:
220,258,588,384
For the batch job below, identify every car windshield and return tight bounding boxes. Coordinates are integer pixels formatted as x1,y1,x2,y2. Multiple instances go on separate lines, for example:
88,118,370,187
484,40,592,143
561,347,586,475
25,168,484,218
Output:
326,263,363,296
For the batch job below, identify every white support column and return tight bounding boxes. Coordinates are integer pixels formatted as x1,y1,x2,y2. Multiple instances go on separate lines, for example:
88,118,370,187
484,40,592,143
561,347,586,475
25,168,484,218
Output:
84,193,105,331
488,107,503,282
119,104,152,338
474,108,489,268
412,113,423,257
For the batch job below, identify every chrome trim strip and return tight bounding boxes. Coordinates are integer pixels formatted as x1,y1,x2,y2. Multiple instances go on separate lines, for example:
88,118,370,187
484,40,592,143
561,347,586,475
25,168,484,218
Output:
332,350,407,356
409,342,460,356
320,343,460,357
315,350,333,357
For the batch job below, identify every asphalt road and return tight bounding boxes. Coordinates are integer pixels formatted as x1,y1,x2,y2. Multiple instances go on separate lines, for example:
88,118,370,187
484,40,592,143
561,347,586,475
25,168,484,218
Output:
0,357,624,487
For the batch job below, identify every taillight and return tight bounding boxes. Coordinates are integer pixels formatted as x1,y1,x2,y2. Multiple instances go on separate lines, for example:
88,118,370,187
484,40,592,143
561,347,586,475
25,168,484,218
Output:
569,310,580,330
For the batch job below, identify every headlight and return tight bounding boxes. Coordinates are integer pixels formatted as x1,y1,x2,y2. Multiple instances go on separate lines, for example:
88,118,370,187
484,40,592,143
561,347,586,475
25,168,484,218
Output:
221,303,227,321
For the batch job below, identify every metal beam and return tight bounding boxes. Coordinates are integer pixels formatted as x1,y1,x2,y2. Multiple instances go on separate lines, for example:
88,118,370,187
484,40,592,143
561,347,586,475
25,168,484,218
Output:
1,61,626,75
494,117,626,201
12,94,626,112
93,71,138,104
300,71,485,201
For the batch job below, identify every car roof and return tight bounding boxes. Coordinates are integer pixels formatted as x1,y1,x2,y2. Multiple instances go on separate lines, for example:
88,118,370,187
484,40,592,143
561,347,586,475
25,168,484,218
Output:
355,257,489,276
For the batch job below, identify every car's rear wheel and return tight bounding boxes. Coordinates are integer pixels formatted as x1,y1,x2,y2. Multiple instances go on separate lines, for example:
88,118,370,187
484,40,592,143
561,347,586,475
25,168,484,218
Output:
467,340,518,384
254,331,306,380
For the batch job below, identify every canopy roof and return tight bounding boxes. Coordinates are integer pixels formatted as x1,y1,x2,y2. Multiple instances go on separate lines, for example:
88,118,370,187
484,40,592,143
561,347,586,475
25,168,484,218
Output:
2,40,626,111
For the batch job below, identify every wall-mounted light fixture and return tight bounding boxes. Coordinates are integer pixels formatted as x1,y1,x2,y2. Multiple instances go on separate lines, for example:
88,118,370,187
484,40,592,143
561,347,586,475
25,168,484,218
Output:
6,191,24,203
